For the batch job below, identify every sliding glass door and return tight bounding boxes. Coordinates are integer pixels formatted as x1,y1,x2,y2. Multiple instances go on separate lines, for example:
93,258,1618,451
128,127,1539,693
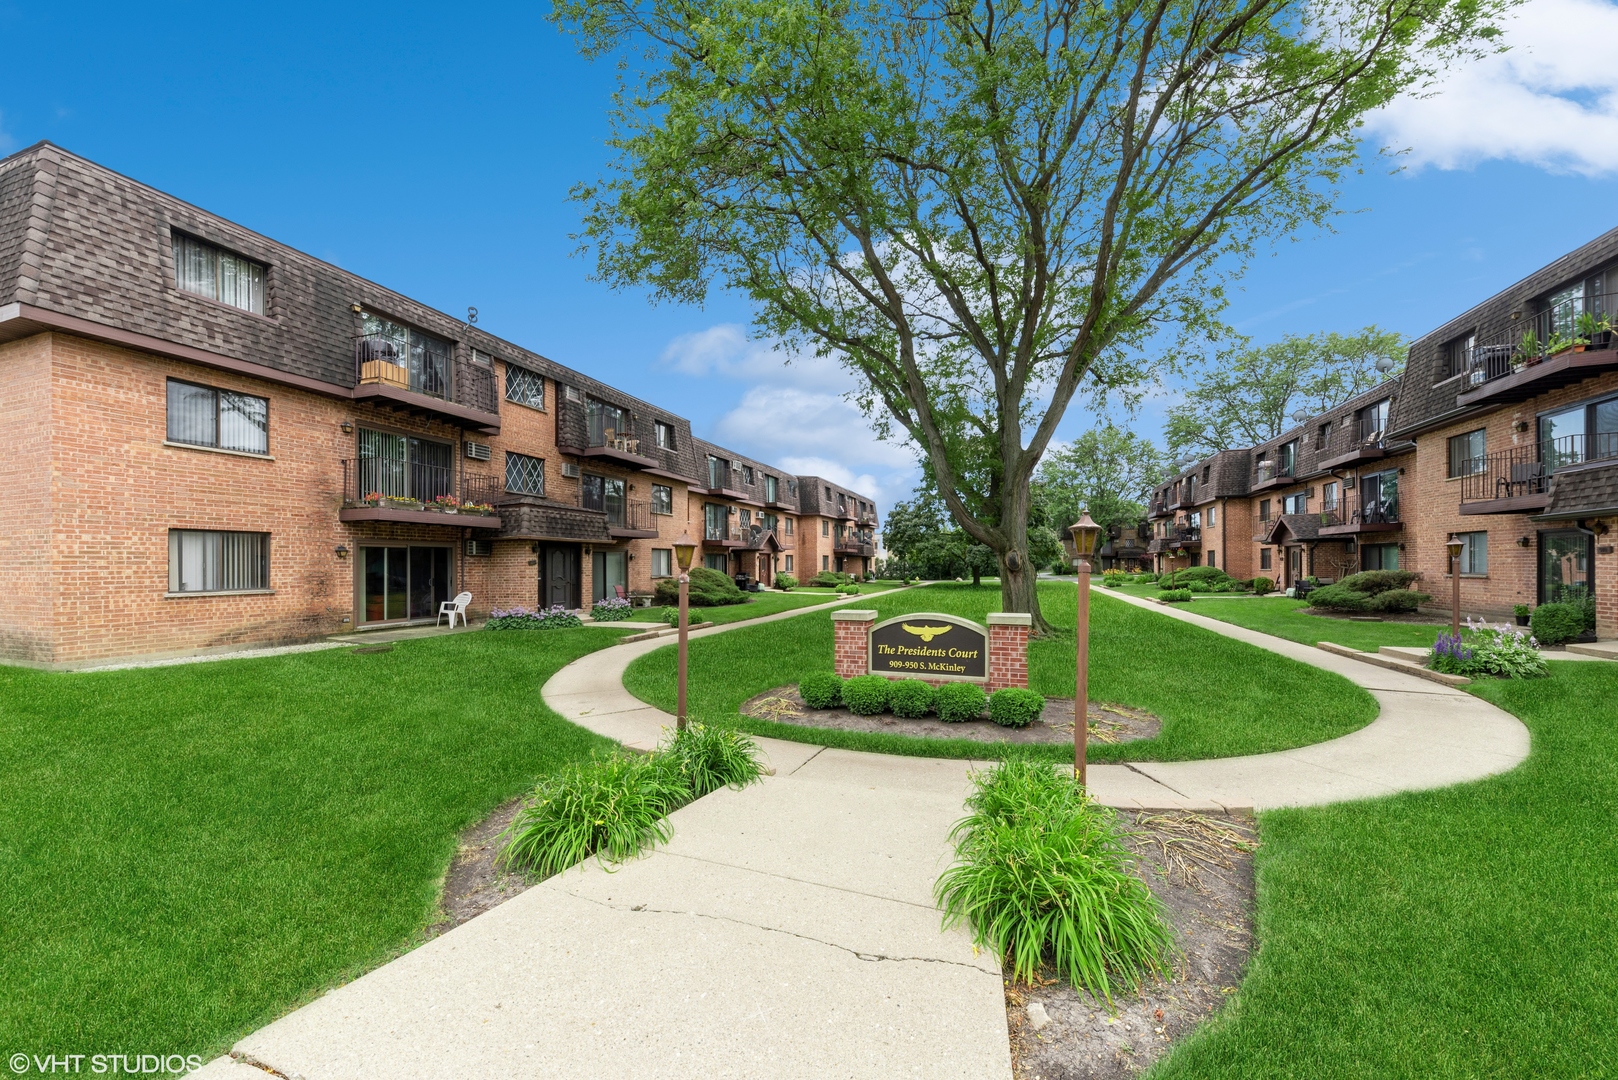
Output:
356,430,453,502
361,546,450,623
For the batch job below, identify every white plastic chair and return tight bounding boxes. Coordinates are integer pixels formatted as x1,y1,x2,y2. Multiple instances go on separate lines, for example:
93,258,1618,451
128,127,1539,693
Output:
437,591,473,629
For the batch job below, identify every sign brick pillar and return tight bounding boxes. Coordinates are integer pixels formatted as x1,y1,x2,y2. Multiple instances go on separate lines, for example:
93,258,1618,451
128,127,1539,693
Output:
830,609,878,678
985,612,1032,691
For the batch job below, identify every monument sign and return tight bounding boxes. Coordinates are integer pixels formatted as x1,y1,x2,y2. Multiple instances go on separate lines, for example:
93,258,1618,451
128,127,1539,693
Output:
868,612,988,681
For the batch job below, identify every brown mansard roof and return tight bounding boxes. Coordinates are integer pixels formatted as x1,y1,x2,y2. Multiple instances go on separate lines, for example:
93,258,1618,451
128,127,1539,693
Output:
0,143,882,505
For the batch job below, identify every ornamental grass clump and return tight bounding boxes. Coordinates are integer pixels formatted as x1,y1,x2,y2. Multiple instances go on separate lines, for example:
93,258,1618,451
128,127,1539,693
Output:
658,722,766,799
499,752,688,878
798,672,844,709
935,681,988,722
936,760,1174,1000
888,679,936,718
1160,588,1193,603
842,674,893,715
989,688,1045,728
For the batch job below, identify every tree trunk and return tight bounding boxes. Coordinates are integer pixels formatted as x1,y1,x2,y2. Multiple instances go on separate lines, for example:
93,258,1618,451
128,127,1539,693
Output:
997,514,1050,635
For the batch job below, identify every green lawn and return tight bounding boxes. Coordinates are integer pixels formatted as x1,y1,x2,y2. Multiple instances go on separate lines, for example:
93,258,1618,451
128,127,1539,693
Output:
1181,596,1444,651
687,591,848,624
624,582,1376,763
1154,661,1618,1078
0,628,628,1061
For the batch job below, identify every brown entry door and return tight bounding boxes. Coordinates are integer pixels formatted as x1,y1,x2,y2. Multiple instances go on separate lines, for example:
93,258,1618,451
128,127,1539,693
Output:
1287,546,1303,586
542,545,579,609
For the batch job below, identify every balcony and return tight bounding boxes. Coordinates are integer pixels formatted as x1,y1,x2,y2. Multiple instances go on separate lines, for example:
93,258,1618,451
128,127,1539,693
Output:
339,458,503,528
834,533,876,557
1460,433,1618,514
555,399,660,470
1148,496,1171,519
1168,525,1201,549
1250,460,1296,493
836,502,857,521
857,509,879,526
1251,517,1275,541
1458,292,1618,407
353,334,500,432
704,523,747,549
1319,415,1393,470
596,498,658,539
1318,500,1401,536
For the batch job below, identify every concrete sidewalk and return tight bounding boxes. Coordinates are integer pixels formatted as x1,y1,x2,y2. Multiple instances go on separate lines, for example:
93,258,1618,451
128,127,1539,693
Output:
196,583,1530,1079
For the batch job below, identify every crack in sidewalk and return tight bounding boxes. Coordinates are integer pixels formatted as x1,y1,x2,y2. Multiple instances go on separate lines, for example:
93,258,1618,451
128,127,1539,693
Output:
560,889,994,974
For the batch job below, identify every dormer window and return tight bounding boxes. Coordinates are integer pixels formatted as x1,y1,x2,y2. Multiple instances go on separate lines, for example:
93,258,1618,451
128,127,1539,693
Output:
172,233,265,314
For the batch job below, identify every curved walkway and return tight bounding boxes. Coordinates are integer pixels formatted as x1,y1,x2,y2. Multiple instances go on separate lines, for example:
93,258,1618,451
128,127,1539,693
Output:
196,586,1528,1080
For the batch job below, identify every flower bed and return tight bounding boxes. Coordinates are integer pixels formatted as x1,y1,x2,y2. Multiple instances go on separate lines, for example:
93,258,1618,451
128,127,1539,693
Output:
591,597,635,622
1430,619,1548,679
485,605,584,631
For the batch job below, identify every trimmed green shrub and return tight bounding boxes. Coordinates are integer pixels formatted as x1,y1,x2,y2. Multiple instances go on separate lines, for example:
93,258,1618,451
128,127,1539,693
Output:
774,573,799,590
988,688,1045,728
812,571,852,588
1305,583,1371,612
1137,571,1159,583
935,681,989,722
842,674,892,715
1367,588,1431,613
653,566,751,607
1173,565,1232,585
799,672,845,709
1251,576,1275,595
842,584,861,595
1335,569,1417,596
889,679,937,718
1531,602,1587,645
658,723,765,799
935,760,1173,999
500,752,687,877
1159,589,1193,603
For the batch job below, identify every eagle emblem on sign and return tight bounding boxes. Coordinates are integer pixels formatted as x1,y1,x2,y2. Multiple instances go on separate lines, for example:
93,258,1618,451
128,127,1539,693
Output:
902,623,953,643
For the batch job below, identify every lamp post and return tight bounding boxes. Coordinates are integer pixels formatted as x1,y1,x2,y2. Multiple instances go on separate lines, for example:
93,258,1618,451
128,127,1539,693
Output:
1061,513,1103,786
673,532,698,731
1445,535,1465,636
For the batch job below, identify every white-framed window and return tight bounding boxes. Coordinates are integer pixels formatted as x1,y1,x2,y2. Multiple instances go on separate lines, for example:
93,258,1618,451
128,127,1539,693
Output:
651,484,673,515
739,509,752,527
1448,429,1486,478
172,233,266,314
1207,506,1217,526
505,452,545,495
1282,492,1307,514
166,379,269,454
1322,482,1339,512
655,421,674,450
168,529,269,593
1456,531,1488,575
742,465,755,484
506,366,546,410
651,548,673,578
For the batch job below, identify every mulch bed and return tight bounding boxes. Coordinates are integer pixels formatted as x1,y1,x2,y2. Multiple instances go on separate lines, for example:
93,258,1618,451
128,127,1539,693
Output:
426,796,538,941
1006,811,1257,1080
740,687,1161,745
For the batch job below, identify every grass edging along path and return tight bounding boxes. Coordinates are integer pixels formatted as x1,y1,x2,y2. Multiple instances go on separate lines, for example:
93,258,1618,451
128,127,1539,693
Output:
1149,593,1445,652
0,627,631,1062
623,582,1378,764
1148,660,1618,1079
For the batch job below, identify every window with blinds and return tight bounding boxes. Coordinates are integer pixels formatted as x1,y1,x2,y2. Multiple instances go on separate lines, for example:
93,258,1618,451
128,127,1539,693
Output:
166,380,269,454
168,530,270,593
172,234,266,314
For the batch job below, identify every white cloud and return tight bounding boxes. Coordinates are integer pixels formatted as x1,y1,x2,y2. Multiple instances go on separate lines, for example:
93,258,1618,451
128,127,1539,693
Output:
1366,0,1618,175
665,324,922,509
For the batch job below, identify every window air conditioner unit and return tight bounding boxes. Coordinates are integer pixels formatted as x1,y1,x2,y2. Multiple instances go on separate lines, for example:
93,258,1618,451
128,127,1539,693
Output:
729,506,737,515
561,462,581,479
464,440,491,461
466,538,493,557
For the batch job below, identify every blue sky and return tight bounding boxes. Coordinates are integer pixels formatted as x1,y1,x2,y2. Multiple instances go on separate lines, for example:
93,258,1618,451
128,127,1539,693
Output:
5,0,1618,506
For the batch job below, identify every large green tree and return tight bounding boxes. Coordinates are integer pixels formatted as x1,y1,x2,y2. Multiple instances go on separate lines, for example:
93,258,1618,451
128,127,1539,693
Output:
1033,423,1165,541
1164,326,1407,457
553,0,1505,630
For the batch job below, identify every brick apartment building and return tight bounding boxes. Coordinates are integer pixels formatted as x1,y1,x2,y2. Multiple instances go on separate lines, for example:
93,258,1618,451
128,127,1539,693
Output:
0,143,879,667
1147,231,1618,638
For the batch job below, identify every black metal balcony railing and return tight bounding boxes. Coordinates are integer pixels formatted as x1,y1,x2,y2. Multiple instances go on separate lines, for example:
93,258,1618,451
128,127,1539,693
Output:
1168,525,1201,545
1461,433,1618,503
1356,413,1388,446
341,459,502,511
705,522,742,543
1322,500,1400,527
354,334,497,414
1253,460,1295,485
1466,289,1618,387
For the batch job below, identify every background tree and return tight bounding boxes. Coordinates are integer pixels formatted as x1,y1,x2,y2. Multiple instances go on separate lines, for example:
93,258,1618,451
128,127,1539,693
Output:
881,491,999,583
1164,326,1406,458
1033,424,1166,557
555,0,1506,631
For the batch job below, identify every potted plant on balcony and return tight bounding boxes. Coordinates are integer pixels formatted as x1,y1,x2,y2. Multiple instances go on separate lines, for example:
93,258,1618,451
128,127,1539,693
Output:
359,490,386,508
384,494,420,510
1515,330,1542,369
1545,331,1578,359
430,494,460,514
459,501,495,515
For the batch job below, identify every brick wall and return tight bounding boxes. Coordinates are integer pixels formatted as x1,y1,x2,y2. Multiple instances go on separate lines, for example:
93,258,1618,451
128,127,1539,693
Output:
0,335,55,661
832,611,873,678
986,615,1031,691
